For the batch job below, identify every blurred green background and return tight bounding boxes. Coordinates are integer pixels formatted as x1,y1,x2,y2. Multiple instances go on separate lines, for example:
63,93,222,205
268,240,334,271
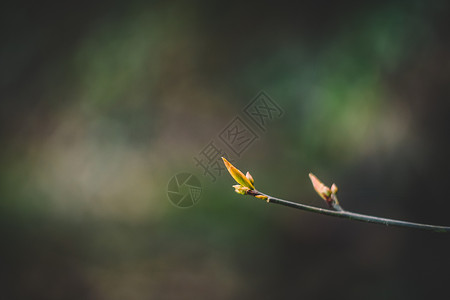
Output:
1,0,450,299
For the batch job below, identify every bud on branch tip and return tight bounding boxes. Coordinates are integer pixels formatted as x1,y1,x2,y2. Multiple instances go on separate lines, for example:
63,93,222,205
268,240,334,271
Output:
308,173,342,209
222,157,255,190
309,173,331,201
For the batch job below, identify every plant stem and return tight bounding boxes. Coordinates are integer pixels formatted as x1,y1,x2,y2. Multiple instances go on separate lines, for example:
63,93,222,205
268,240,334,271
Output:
248,190,450,233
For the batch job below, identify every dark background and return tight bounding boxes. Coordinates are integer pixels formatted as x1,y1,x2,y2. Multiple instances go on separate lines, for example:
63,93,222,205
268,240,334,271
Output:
1,0,450,299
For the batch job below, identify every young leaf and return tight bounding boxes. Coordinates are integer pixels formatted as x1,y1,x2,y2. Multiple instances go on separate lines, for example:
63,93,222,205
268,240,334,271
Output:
222,157,255,189
246,171,254,184
233,184,251,195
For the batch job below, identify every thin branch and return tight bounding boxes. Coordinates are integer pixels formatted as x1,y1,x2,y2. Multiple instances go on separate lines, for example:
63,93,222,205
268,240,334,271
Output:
248,190,450,233
221,157,450,233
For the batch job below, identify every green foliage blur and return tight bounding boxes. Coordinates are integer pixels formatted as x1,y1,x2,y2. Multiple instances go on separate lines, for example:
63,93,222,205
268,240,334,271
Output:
1,0,450,299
